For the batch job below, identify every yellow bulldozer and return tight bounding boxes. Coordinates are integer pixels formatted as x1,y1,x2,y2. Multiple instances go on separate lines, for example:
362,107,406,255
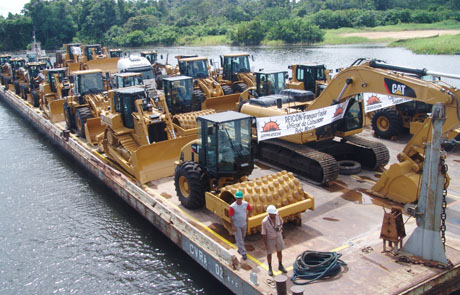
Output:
101,87,198,183
38,68,71,122
63,69,109,144
218,53,255,93
177,56,241,112
174,111,315,235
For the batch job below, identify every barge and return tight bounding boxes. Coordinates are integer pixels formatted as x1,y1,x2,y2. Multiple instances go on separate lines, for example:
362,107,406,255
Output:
1,85,460,295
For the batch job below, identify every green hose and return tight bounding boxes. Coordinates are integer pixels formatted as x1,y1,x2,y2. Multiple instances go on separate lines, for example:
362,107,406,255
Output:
291,251,347,285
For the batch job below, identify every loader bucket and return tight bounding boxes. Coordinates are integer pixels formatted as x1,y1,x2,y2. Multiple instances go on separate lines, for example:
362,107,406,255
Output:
48,99,65,122
68,62,81,73
133,134,197,184
371,160,421,204
86,58,119,74
84,117,105,145
204,93,240,112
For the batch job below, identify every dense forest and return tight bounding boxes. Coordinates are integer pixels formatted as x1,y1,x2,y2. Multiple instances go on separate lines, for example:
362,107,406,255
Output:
0,0,459,51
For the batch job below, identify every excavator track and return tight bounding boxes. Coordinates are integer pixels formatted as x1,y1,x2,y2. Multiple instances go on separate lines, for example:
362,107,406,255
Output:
257,139,339,185
342,136,390,170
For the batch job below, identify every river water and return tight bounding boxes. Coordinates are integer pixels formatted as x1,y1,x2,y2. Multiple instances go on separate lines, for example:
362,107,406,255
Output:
0,45,459,294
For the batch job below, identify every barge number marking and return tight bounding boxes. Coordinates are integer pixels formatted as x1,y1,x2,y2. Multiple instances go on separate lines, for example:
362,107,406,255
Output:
215,264,223,279
189,244,207,267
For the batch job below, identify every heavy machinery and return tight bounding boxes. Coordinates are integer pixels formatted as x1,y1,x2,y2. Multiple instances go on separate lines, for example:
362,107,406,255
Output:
0,54,10,65
18,61,47,107
174,111,315,234
141,50,175,89
286,64,332,97
57,43,81,71
79,44,120,74
38,68,71,122
63,69,108,144
38,56,53,69
177,56,240,112
118,56,157,98
100,87,197,183
219,53,255,93
140,50,158,64
253,70,288,97
0,54,12,85
110,72,144,89
109,49,123,58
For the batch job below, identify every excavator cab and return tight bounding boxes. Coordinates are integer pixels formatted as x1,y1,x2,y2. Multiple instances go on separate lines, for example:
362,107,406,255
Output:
163,76,197,114
255,70,287,96
141,51,158,65
196,111,253,178
220,54,251,82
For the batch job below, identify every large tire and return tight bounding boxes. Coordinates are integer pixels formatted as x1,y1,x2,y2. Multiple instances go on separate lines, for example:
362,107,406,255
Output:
14,81,20,95
75,107,93,138
21,86,29,100
371,108,403,139
191,89,205,111
31,91,40,107
338,160,361,175
232,83,248,93
63,101,75,130
174,161,207,209
221,85,234,95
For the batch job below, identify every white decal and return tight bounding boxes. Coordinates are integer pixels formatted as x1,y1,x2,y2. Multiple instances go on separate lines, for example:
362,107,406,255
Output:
363,93,411,113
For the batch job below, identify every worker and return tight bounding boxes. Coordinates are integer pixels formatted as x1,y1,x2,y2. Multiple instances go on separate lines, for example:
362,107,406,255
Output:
229,190,253,260
262,205,287,276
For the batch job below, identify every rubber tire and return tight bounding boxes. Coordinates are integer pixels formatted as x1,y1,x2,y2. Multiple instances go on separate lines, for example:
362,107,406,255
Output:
14,81,20,95
31,91,40,107
338,160,361,175
232,83,248,93
174,161,207,209
75,107,93,138
21,86,29,100
192,89,205,111
221,85,234,95
63,101,75,130
371,108,403,139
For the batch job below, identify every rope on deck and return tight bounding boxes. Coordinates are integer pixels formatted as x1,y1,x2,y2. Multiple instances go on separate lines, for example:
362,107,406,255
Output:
291,251,347,285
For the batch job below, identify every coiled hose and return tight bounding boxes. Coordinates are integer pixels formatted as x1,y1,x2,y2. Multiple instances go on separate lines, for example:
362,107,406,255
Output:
291,251,347,285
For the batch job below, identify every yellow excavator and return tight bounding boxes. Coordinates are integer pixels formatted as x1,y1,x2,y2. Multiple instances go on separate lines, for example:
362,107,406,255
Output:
174,111,315,234
39,68,71,122
218,53,255,92
101,87,197,184
63,69,109,144
177,56,241,112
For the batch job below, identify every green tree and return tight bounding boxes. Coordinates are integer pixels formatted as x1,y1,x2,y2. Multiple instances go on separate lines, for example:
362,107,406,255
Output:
228,19,266,45
267,18,324,43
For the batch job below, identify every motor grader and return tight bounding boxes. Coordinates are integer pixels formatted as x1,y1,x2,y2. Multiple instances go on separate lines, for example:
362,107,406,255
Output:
219,53,255,93
100,87,197,184
177,56,241,112
174,111,315,235
38,68,71,122
63,69,109,144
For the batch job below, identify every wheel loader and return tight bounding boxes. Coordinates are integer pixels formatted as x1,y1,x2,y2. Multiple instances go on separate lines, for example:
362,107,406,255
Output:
17,61,47,107
218,53,255,93
109,49,123,58
286,64,332,97
110,72,144,89
63,69,109,144
38,68,71,122
177,56,241,112
0,54,12,85
79,44,120,74
174,111,315,235
100,87,197,184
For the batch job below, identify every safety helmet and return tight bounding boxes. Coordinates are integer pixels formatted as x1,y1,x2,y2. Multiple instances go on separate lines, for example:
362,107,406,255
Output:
266,205,277,214
235,190,244,199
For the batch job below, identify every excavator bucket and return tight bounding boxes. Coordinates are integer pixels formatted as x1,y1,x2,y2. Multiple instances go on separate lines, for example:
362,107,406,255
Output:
48,99,65,122
86,58,119,74
371,161,421,204
84,117,105,145
133,134,197,184
204,93,240,112
206,170,315,235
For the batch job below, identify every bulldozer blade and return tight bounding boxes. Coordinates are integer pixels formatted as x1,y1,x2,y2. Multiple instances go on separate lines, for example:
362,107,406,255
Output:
133,134,197,184
85,117,105,145
371,161,421,204
86,58,119,74
48,99,65,122
204,93,240,112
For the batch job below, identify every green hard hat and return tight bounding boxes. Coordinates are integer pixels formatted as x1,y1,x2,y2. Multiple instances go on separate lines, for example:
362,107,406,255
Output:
235,190,243,198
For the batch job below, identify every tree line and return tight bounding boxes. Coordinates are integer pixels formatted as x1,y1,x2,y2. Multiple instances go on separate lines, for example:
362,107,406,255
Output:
0,0,459,51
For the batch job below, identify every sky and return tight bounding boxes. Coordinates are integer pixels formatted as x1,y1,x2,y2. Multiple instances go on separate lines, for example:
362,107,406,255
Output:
0,0,29,17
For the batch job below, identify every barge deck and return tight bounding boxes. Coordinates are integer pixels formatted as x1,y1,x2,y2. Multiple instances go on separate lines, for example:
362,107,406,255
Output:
1,86,460,295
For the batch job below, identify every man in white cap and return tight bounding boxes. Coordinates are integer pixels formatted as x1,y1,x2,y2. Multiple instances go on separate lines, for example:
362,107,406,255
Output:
229,190,253,260
262,205,287,276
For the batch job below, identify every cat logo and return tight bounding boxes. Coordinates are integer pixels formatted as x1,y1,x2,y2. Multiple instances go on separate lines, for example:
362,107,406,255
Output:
384,78,416,98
